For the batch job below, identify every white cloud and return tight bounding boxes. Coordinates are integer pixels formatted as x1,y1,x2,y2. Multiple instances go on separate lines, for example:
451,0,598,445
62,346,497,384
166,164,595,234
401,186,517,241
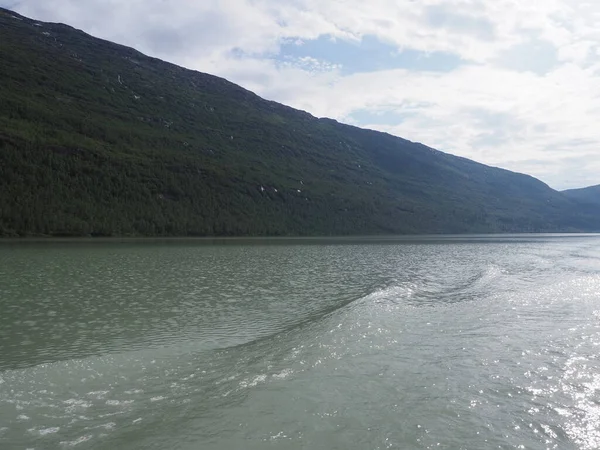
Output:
3,0,600,189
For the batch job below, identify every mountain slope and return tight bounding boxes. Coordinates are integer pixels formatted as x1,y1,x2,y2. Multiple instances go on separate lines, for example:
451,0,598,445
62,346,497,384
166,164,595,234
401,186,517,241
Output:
563,185,600,207
1,7,599,236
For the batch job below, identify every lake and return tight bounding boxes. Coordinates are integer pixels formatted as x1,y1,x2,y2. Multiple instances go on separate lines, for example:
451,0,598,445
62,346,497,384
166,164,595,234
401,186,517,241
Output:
1,235,600,449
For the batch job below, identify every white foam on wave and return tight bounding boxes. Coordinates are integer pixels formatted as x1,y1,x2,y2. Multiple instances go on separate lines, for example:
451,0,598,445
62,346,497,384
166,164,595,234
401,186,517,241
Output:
105,399,134,406
272,369,293,380
86,391,109,399
478,264,504,285
268,431,289,441
64,399,92,408
362,283,416,307
60,434,93,447
239,374,267,388
124,389,144,395
35,427,60,436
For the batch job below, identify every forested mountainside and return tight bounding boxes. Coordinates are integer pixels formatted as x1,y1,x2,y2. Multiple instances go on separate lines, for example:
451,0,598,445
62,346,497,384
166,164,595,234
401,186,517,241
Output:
1,7,599,237
563,185,600,208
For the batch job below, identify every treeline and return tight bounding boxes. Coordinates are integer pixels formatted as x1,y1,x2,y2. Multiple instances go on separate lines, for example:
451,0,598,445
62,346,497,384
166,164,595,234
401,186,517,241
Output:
0,137,417,237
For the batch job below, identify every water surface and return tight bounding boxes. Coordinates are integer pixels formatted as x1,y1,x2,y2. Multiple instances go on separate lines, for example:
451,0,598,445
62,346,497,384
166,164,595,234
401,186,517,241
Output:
1,235,600,449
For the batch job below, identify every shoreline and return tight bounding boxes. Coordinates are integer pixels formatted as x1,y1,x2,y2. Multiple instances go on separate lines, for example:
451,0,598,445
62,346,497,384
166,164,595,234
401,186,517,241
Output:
1,233,599,245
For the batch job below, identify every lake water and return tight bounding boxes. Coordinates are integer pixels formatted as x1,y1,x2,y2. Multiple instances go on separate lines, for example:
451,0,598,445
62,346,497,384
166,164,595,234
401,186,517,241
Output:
1,235,600,449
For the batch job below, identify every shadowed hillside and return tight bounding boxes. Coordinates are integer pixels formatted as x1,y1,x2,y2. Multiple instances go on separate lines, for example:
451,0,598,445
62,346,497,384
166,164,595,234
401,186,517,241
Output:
563,185,600,207
1,7,599,236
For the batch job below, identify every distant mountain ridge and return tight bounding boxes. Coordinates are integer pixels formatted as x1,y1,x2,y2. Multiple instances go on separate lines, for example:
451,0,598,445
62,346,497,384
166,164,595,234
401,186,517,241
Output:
563,185,600,207
0,7,599,236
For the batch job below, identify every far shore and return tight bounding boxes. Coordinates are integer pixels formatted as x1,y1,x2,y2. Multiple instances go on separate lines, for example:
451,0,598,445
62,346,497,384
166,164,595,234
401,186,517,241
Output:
2,233,599,245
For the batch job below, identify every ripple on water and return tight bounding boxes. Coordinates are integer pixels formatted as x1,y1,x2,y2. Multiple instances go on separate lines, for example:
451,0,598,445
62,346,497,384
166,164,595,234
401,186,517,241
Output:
64,399,92,408
60,434,93,447
31,426,60,436
105,400,128,408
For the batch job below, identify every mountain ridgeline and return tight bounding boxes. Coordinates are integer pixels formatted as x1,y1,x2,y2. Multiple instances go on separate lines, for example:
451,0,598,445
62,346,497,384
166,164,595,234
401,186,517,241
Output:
0,8,598,237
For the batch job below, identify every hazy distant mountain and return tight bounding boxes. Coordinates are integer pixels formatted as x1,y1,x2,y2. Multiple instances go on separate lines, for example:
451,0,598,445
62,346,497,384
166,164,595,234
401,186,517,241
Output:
563,185,600,207
1,7,599,236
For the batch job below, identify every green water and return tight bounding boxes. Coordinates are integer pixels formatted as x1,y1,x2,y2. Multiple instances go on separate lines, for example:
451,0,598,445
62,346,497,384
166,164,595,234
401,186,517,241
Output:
1,236,600,449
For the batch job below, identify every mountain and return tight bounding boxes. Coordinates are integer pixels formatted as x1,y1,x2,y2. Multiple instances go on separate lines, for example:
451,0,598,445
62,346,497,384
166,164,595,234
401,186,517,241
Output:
1,7,599,237
563,185,600,207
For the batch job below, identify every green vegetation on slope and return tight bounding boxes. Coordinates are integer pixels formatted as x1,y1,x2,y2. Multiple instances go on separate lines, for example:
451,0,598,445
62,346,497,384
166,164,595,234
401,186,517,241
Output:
0,8,598,237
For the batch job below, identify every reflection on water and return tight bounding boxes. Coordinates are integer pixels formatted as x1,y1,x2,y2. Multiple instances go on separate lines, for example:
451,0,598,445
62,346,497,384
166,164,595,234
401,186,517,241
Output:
0,235,600,449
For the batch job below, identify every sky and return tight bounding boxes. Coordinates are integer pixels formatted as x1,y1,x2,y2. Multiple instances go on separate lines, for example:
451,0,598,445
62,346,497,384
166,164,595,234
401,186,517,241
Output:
2,0,600,190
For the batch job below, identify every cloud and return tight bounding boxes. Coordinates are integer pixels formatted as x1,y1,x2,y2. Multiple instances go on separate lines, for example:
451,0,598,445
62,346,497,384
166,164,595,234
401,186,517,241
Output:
424,4,495,41
3,0,600,189
494,39,558,75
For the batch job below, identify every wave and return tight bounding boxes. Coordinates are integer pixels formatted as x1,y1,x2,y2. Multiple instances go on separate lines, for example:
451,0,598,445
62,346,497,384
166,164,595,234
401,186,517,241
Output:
357,264,505,309
241,264,507,344
230,264,507,349
1,264,509,375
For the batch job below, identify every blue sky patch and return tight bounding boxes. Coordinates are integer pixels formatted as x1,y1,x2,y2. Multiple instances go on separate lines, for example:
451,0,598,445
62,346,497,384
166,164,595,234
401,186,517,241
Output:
278,34,466,75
